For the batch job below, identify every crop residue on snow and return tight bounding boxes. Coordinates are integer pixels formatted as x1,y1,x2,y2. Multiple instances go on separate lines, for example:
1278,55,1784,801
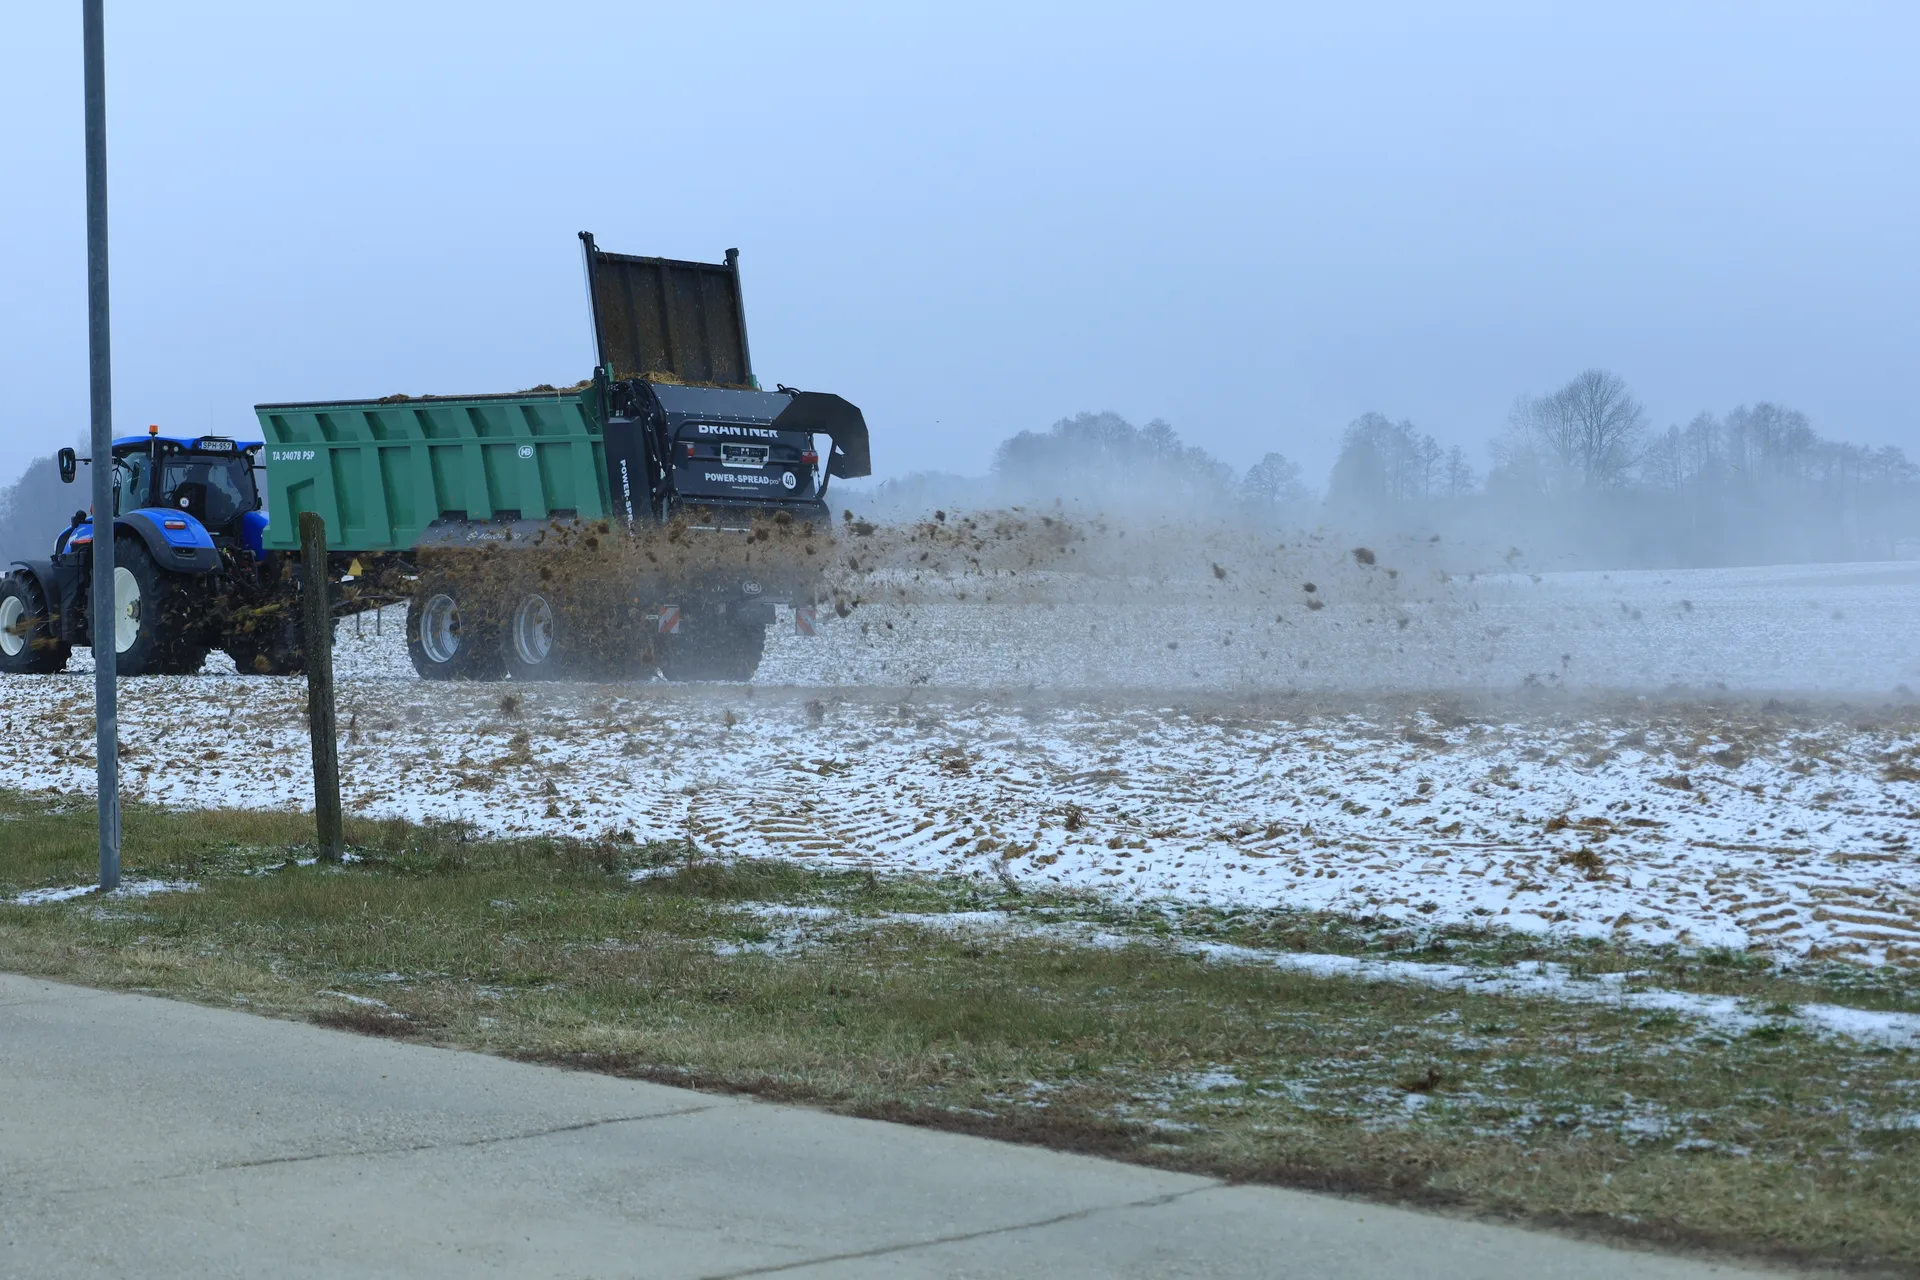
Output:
5,666,1919,964
9,550,1920,965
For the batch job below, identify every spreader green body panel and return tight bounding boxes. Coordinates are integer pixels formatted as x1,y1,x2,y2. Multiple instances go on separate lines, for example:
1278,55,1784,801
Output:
253,390,609,552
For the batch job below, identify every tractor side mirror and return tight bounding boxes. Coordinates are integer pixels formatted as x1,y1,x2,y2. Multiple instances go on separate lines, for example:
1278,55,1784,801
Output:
57,448,77,484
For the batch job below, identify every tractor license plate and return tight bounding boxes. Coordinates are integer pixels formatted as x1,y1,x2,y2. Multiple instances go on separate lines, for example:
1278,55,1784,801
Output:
720,444,769,468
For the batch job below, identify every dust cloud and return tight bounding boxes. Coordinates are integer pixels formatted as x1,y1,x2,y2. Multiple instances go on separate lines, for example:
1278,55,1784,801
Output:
785,503,1920,698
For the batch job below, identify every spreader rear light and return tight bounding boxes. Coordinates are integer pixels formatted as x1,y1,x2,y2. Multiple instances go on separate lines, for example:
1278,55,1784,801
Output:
686,443,696,457
801,451,818,465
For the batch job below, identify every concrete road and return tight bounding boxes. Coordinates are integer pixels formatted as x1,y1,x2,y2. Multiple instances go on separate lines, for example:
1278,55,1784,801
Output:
0,973,1781,1279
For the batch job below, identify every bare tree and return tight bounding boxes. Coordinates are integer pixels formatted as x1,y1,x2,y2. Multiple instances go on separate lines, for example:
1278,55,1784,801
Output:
1415,433,1443,496
1442,445,1477,496
1328,413,1442,509
1724,402,1817,480
1639,424,1687,495
1240,451,1307,510
1512,368,1646,489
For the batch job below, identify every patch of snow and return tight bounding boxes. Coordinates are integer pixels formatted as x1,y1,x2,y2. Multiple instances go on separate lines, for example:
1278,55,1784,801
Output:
1171,937,1920,1050
13,878,197,906
722,900,1920,1050
737,903,843,920
1184,1069,1245,1092
316,990,389,1008
14,884,98,905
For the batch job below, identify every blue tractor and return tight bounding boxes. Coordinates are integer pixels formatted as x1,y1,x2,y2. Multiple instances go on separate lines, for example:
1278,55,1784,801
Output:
0,428,307,677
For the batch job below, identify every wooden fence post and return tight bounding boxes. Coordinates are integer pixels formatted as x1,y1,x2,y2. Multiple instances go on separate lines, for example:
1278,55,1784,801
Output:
299,511,344,860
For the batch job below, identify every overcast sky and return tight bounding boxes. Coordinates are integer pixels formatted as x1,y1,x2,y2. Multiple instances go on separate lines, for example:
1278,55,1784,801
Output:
3,1,1916,491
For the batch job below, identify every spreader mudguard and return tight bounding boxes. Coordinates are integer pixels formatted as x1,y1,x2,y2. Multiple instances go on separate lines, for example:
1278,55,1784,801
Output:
770,391,871,480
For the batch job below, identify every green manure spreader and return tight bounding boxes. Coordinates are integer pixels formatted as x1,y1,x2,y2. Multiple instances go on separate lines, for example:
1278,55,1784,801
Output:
0,234,868,682
256,233,871,682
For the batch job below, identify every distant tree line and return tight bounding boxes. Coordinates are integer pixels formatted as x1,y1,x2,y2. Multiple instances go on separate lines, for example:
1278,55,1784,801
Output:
979,373,1918,568
0,452,85,569
10,373,1904,572
1332,368,1920,566
993,411,1308,515
1325,413,1475,507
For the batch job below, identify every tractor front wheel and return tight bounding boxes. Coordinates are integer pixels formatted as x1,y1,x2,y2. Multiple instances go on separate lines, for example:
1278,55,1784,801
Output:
106,536,202,676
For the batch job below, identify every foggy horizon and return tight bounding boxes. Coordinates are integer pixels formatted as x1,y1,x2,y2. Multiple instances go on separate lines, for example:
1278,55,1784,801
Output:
4,1,1918,498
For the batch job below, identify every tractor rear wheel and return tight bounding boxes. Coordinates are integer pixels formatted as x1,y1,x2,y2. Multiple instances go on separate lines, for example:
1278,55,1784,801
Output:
0,574,70,674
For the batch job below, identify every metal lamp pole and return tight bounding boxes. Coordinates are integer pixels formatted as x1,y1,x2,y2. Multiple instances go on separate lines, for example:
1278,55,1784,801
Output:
83,0,120,890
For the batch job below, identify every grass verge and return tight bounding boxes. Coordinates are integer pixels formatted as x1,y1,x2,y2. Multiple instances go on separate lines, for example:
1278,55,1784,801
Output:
1,789,1915,1273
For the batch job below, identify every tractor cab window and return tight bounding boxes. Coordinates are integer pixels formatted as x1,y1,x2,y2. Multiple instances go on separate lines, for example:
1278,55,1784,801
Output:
113,454,153,516
161,454,259,531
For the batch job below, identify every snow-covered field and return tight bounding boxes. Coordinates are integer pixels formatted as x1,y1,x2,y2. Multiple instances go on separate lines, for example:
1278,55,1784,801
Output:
757,556,1920,695
5,557,1919,964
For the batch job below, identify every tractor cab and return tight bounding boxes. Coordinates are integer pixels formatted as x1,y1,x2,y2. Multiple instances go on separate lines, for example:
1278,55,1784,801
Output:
110,434,263,537
56,430,268,561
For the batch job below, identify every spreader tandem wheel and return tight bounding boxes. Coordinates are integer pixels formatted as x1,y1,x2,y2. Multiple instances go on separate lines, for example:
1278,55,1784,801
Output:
656,616,768,682
407,575,504,681
501,583,564,681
